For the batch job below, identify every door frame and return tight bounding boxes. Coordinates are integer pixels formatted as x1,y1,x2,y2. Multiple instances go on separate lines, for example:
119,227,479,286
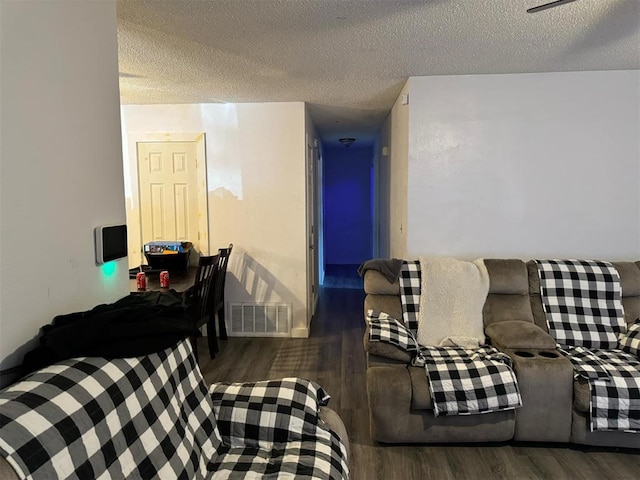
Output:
125,132,209,268
305,136,320,329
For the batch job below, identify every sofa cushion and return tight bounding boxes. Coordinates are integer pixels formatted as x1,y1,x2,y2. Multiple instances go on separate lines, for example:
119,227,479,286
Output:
364,295,403,324
363,311,414,363
364,329,413,363
483,259,535,327
485,259,530,295
209,378,329,449
483,294,535,327
485,321,556,350
367,310,418,352
613,262,640,296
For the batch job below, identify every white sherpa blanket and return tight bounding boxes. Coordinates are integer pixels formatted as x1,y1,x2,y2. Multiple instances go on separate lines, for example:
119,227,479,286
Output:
417,257,489,348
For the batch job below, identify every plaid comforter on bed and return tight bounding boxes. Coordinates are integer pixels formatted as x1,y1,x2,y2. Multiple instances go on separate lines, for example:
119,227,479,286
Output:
560,346,640,432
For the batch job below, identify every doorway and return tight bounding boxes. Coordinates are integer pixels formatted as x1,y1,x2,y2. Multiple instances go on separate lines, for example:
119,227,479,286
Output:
126,133,209,269
321,144,374,288
306,137,323,330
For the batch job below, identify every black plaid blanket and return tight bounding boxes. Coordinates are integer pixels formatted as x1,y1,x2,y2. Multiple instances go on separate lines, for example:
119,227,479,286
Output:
536,259,626,349
0,344,349,479
399,260,421,333
560,346,640,432
367,310,419,353
366,310,521,416
420,346,522,416
209,378,349,479
0,339,220,479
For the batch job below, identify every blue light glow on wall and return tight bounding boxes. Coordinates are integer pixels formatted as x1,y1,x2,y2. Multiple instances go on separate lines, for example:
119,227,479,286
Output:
101,260,117,278
323,145,374,266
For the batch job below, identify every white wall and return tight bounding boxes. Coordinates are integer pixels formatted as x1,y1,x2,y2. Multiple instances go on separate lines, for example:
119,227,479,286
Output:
0,1,128,369
121,103,310,336
407,71,640,261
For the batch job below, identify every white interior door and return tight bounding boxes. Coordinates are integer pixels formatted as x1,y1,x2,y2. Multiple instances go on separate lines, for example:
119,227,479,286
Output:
137,141,201,255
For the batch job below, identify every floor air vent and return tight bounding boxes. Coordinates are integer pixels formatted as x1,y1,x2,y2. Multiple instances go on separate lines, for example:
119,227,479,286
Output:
229,303,291,336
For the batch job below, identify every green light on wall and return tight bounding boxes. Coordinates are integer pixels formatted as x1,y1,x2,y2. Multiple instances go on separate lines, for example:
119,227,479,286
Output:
101,260,117,277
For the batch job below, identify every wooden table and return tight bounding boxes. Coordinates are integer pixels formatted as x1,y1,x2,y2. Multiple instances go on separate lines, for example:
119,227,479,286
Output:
129,267,197,293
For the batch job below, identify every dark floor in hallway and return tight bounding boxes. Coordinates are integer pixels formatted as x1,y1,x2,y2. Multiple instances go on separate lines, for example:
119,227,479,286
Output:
198,283,640,480
322,263,363,289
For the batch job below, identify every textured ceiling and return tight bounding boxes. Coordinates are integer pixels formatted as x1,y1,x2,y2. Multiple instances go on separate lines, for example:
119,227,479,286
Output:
117,0,640,146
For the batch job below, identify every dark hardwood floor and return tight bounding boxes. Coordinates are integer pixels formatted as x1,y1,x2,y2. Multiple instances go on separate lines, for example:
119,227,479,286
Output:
322,264,364,289
198,278,639,480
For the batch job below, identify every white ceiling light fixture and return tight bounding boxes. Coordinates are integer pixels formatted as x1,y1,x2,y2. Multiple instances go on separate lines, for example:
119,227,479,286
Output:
339,138,356,148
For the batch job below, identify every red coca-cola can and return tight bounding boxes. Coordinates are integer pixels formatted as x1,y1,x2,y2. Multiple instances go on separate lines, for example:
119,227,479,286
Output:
136,272,146,291
160,270,170,288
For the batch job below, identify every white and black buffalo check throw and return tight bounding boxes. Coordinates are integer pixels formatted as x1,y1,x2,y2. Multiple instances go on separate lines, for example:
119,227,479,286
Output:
0,339,221,479
536,259,626,349
209,378,348,479
421,346,522,417
561,346,640,432
399,260,421,333
366,310,419,353
619,319,640,358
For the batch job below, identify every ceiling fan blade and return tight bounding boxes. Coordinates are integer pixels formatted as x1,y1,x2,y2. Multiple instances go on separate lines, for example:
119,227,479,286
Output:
527,0,578,13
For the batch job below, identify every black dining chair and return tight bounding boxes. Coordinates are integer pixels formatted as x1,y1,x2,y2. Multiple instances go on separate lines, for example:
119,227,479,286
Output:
183,254,220,361
213,243,233,342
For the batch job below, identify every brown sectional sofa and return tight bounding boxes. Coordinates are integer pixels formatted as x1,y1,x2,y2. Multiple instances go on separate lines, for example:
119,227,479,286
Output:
363,259,640,449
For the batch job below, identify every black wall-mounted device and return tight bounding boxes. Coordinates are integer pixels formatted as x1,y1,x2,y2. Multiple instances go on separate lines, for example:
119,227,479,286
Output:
94,224,128,264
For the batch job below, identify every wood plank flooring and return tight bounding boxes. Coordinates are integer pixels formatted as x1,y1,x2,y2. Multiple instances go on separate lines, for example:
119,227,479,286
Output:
199,284,640,480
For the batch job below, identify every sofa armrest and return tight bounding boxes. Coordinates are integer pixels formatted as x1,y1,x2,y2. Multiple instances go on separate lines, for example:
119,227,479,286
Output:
485,320,556,351
318,407,350,463
366,365,413,442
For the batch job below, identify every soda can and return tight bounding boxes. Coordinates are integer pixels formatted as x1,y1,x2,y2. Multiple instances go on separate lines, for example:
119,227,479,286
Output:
136,272,146,291
160,270,170,288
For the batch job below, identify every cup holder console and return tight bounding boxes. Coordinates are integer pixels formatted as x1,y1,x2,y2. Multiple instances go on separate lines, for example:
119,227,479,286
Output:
509,348,572,442
514,351,535,358
513,350,560,359
538,351,559,359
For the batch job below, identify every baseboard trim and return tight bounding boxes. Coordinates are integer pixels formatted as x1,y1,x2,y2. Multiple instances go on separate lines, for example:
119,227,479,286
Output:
290,326,309,338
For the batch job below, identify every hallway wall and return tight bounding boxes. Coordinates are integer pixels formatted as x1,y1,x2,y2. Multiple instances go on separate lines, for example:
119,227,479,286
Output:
323,145,373,265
